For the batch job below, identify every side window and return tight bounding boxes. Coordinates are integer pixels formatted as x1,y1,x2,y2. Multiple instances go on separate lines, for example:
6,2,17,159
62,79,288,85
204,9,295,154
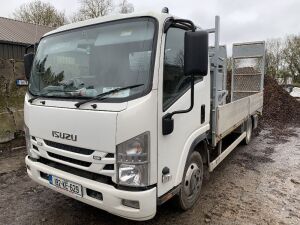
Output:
163,28,193,110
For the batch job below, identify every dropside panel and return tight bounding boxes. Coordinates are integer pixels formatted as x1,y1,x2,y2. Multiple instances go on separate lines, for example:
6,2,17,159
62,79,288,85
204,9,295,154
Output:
216,92,263,140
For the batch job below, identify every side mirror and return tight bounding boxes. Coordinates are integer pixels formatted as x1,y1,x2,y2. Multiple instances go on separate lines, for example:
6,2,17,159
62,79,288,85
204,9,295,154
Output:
24,53,34,80
184,31,209,76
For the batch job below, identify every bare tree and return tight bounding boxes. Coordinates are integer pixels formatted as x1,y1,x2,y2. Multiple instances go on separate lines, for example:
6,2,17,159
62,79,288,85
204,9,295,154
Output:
282,36,300,84
13,0,67,27
265,38,284,79
71,0,114,22
265,36,300,84
119,0,134,14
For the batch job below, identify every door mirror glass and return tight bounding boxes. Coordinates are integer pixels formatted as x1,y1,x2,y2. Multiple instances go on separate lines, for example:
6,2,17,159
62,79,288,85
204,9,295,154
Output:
184,31,208,76
24,53,34,80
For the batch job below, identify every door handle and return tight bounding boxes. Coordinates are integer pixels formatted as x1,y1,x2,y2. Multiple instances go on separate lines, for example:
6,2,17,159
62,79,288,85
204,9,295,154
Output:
201,105,205,124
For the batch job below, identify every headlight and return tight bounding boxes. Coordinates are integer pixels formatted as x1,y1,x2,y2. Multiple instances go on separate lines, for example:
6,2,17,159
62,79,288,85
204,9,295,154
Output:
117,132,150,187
24,124,32,157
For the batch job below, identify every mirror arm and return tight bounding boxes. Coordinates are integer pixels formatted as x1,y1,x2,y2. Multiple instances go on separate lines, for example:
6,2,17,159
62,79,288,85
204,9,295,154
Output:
25,41,39,54
163,74,195,120
164,18,196,33
25,44,33,54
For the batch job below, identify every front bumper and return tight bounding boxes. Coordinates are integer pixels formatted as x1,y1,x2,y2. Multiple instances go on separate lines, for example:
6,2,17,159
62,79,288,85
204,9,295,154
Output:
25,156,157,221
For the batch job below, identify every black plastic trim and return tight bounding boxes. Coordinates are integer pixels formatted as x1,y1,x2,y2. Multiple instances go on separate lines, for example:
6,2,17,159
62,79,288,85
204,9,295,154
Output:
190,133,208,152
157,184,181,205
105,153,115,158
103,164,114,170
29,157,156,192
189,133,209,165
86,189,103,201
44,140,94,155
201,104,205,124
47,152,92,167
37,157,113,185
116,183,156,192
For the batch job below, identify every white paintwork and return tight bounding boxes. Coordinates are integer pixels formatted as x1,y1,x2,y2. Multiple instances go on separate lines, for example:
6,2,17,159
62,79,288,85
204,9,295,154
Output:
249,92,264,114
26,156,157,221
217,92,263,138
24,12,264,220
156,30,211,196
24,95,118,152
116,91,158,185
156,76,211,197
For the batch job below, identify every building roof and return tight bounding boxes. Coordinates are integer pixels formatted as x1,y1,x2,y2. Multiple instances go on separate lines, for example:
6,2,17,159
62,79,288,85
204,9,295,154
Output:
0,17,53,45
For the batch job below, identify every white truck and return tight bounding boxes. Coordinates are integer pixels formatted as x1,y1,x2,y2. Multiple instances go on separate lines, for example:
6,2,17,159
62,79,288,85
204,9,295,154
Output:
23,11,265,221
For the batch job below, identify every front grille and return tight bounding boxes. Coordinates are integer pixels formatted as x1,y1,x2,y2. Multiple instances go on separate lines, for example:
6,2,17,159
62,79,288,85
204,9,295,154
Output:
44,140,94,155
38,157,113,185
47,152,92,167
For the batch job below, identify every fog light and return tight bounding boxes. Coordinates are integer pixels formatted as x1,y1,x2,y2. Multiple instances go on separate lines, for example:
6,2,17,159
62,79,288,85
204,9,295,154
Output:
121,199,140,209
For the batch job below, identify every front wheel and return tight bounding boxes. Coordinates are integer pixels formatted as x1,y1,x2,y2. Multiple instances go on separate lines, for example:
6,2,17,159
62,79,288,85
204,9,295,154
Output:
177,151,204,210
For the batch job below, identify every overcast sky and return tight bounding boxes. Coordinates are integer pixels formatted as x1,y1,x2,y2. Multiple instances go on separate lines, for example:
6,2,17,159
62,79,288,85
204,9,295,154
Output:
1,0,300,50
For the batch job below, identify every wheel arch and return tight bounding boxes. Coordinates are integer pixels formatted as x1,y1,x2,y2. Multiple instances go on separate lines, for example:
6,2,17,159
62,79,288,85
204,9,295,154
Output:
174,132,209,185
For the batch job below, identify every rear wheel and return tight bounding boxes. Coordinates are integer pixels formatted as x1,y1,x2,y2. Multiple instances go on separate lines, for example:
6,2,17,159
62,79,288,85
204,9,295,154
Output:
243,117,253,145
177,151,203,210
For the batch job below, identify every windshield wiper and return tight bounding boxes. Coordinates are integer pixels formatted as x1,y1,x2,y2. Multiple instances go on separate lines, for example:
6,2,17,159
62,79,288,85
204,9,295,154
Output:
28,90,74,103
29,78,86,103
74,84,144,108
28,95,45,103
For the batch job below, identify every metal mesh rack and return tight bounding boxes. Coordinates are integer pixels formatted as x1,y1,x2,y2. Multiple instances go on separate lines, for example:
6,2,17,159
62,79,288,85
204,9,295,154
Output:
231,42,266,101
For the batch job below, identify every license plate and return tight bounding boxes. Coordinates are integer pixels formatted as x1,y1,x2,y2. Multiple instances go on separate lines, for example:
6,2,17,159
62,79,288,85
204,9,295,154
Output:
49,175,83,197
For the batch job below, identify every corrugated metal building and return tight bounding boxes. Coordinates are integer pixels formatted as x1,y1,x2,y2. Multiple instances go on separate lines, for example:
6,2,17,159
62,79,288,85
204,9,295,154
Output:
0,17,53,60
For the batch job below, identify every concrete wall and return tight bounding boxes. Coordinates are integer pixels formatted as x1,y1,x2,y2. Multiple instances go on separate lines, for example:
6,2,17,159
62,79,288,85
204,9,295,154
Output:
0,58,26,143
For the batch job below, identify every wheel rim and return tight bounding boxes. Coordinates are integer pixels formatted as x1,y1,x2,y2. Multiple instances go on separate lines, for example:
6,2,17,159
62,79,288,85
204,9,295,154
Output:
183,163,202,200
246,120,252,142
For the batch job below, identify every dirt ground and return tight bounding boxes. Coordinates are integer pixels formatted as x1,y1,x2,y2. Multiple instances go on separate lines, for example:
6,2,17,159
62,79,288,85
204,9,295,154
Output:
0,126,299,225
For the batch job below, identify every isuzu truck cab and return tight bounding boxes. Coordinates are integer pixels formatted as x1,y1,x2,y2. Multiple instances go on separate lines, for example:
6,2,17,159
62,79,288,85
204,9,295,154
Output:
24,11,265,220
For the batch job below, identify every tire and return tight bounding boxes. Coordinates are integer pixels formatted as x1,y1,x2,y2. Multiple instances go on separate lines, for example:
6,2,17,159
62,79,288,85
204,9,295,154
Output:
177,151,204,210
243,117,253,145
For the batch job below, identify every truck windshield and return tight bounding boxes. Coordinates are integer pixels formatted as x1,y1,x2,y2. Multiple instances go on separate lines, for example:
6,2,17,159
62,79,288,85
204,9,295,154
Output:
29,18,157,101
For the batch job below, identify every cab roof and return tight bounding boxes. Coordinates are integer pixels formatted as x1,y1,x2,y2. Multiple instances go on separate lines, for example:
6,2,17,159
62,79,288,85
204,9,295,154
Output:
43,12,172,37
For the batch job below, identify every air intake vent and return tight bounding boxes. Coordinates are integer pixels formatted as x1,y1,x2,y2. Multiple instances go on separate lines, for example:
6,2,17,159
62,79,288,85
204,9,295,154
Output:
103,164,114,170
105,153,115,158
44,140,94,155
47,152,92,167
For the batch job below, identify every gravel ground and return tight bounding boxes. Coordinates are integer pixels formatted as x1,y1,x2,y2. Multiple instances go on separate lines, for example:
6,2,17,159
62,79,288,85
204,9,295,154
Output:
0,127,299,225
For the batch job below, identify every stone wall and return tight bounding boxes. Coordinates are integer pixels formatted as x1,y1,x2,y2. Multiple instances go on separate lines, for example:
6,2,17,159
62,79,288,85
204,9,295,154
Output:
0,59,26,143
